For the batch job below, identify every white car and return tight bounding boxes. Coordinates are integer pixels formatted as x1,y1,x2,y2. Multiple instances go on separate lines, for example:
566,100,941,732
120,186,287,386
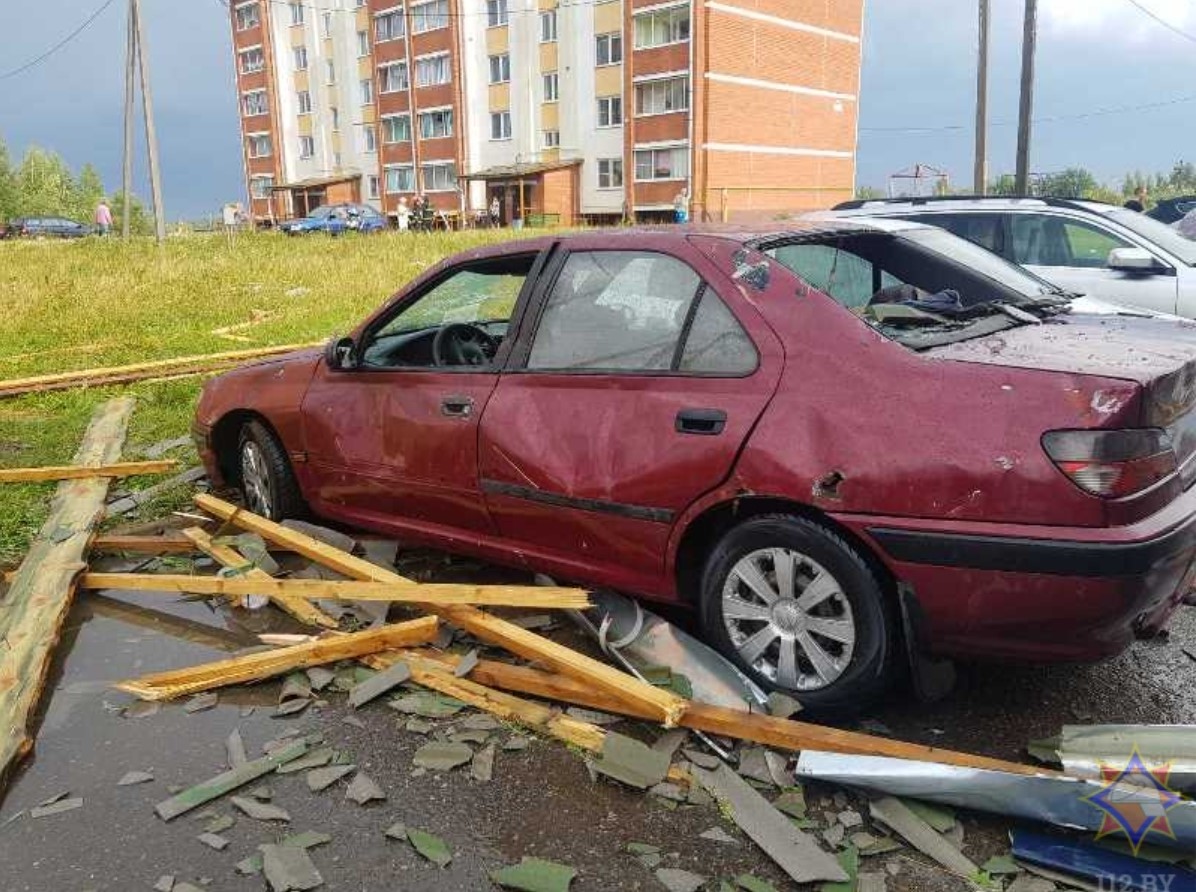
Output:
824,197,1196,317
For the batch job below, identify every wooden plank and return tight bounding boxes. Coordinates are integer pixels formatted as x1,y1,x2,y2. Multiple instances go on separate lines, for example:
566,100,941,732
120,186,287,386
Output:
0,460,178,483
0,396,136,791
0,343,322,398
78,571,592,610
410,649,1051,777
114,617,438,701
92,532,198,554
154,738,309,821
180,528,340,630
194,494,687,727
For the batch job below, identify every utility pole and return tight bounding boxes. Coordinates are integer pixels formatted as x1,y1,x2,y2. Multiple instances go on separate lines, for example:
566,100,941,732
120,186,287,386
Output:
129,0,166,244
973,0,990,195
121,3,135,238
1015,0,1038,195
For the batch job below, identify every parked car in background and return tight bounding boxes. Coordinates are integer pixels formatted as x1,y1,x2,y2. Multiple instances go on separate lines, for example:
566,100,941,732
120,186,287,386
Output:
1,216,90,239
1147,195,1196,226
279,203,386,236
194,221,1196,713
827,197,1196,317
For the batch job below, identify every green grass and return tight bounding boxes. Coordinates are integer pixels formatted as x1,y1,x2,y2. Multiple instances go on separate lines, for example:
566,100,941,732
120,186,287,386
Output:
0,230,528,566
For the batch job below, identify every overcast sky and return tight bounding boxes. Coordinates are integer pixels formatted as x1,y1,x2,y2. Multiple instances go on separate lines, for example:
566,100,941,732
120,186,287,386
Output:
1,0,1194,217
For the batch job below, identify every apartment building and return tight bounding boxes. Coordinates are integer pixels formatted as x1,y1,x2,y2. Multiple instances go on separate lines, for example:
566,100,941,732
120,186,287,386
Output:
227,0,864,225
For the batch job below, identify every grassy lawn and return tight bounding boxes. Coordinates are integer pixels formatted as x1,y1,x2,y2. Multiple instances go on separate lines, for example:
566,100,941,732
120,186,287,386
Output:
0,229,526,566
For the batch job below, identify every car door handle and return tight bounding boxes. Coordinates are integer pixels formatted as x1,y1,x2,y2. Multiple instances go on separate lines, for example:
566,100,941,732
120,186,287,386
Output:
441,395,474,418
675,408,727,436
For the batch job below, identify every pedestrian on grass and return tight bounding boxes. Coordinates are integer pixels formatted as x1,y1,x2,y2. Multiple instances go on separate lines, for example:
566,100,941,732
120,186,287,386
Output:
397,196,411,231
673,188,689,224
489,196,500,227
95,200,113,236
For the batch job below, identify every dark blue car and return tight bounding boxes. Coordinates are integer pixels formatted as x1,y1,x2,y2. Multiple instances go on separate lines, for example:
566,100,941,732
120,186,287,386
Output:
280,203,386,236
2,216,91,239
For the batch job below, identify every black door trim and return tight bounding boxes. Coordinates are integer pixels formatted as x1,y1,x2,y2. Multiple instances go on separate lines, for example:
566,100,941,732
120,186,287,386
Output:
480,479,674,524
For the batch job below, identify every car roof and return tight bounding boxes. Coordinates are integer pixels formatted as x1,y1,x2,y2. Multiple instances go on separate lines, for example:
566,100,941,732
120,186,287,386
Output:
830,195,1130,217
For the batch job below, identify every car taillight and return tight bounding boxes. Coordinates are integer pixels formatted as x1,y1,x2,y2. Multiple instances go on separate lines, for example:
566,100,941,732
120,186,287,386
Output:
1042,429,1177,498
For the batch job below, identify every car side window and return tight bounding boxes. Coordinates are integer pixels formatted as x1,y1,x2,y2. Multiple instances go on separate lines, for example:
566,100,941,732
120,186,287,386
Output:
527,251,708,372
911,213,1006,256
1010,214,1130,268
768,244,903,309
679,291,757,375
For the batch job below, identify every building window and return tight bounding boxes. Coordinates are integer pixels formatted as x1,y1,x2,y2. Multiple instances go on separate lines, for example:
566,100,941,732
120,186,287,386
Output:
597,95,622,128
542,72,559,103
488,53,510,85
422,161,457,192
235,2,260,32
634,145,689,182
411,0,448,33
357,30,369,57
635,76,689,116
543,129,560,148
362,124,377,153
326,59,336,84
385,164,415,193
293,45,308,70
419,108,454,139
486,0,508,27
360,78,374,105
322,11,333,37
634,5,690,49
379,61,409,93
299,135,316,159
415,53,450,87
239,47,264,74
540,9,557,42
597,158,623,189
368,174,381,200
250,175,273,199
242,89,268,116
382,113,412,143
490,111,512,140
289,1,304,25
331,106,340,130
595,32,622,66
297,90,312,114
375,8,405,42
247,133,271,158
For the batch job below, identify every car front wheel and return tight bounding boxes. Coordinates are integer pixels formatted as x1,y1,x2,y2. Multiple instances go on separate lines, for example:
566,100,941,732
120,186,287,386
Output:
237,420,305,521
698,514,894,715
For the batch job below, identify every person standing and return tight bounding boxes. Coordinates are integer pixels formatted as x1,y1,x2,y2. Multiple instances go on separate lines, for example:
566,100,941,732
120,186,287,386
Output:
397,196,411,232
673,188,690,224
95,199,113,236
489,195,500,227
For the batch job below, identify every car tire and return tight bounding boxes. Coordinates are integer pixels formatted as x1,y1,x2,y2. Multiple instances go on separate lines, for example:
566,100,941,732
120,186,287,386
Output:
237,420,305,521
697,514,895,716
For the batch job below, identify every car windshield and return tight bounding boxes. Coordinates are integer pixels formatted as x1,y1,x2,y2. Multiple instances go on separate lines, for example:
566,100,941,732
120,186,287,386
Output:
309,206,336,220
1102,207,1196,266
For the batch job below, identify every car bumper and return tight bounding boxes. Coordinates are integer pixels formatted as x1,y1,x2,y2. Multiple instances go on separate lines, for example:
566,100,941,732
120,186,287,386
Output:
836,489,1196,662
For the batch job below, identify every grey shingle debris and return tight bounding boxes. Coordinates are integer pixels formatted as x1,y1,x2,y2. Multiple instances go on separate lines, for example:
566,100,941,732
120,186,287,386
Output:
503,735,531,751
117,770,154,786
123,701,161,719
305,667,336,692
460,714,502,731
857,872,887,892
345,771,386,804
453,649,479,678
565,706,622,726
106,467,206,517
358,538,399,570
823,824,845,848
507,614,555,630
771,789,806,819
203,814,236,834
197,832,229,851
271,698,311,718
277,748,334,775
384,821,408,840
490,857,576,891
173,884,205,892
652,729,688,758
247,785,273,801
450,729,490,745
262,843,324,891
389,691,465,718
404,718,434,734
868,797,977,877
30,797,83,818
838,809,863,829
348,661,411,708
765,692,802,719
279,673,313,703
593,732,670,790
681,748,721,770
407,827,453,868
231,796,291,822
236,831,331,876
655,867,708,892
1006,878,1057,892
281,519,356,554
699,826,738,845
153,875,174,892
340,715,365,729
413,741,474,772
306,764,355,792
737,747,777,787
649,782,687,803
471,743,496,782
692,764,847,884
226,728,248,769
182,693,218,714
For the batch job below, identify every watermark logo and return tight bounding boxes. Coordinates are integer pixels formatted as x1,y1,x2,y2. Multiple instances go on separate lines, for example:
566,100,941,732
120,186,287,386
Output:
1083,748,1182,854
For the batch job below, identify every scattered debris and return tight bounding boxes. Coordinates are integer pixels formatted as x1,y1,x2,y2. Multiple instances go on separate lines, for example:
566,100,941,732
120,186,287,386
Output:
197,832,229,851
276,748,333,774
203,814,235,834
413,741,474,772
345,771,386,804
154,739,307,820
105,468,207,518
306,667,336,692
262,842,324,891
566,707,623,726
656,867,708,892
406,827,453,867
454,649,480,678
855,873,885,892
153,875,174,892
490,857,577,892
340,715,365,729
1013,827,1196,891
141,435,194,460
766,693,802,719
736,875,780,892
279,673,313,703
981,854,1020,875
182,692,219,714
699,826,739,845
30,797,83,818
272,698,312,718
594,732,671,790
1051,724,1196,793
348,660,411,708
838,809,864,829
867,797,977,877
504,735,531,751
821,845,860,892
681,748,721,770
472,743,496,782
123,701,161,720
280,519,357,554
389,691,466,718
306,764,355,792
899,799,955,832
117,770,154,786
232,795,291,822
226,728,248,769
384,821,408,840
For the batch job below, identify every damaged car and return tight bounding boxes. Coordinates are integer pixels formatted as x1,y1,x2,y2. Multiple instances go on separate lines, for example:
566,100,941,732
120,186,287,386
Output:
193,220,1196,713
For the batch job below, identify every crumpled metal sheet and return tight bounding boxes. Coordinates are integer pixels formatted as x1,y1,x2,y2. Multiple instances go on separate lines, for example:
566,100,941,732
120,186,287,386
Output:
571,590,767,711
1056,725,1196,794
796,751,1196,852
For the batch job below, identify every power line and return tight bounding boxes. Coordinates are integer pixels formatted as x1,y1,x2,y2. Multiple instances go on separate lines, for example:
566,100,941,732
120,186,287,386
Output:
0,0,120,81
1124,0,1196,44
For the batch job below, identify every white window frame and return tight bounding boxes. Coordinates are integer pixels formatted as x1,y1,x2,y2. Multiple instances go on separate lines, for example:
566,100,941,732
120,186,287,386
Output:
325,59,336,85
374,6,406,42
419,106,454,140
595,31,622,66
361,124,378,154
242,89,268,117
414,52,450,87
288,1,304,26
234,1,260,32
633,4,691,49
488,53,510,85
381,112,412,143
542,72,559,103
385,164,416,193
633,142,690,182
250,175,274,199
357,29,370,57
540,9,557,42
542,129,560,149
293,45,308,70
331,106,340,130
421,160,457,192
597,157,623,190
411,0,448,34
367,174,381,200
634,73,689,116
322,11,333,38
490,110,512,141
360,77,374,105
596,95,622,128
299,135,316,159
246,132,272,159
378,61,409,93
297,89,312,114
239,45,264,74
486,0,509,27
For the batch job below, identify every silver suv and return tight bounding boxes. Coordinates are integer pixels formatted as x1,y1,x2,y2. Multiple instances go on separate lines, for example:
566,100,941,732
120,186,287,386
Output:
825,197,1196,317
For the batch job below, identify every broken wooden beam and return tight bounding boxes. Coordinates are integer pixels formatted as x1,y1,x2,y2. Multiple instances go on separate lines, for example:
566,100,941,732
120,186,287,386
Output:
78,571,592,610
0,343,322,398
180,528,340,630
0,459,178,483
91,532,198,554
114,617,438,701
193,494,687,727
0,397,136,792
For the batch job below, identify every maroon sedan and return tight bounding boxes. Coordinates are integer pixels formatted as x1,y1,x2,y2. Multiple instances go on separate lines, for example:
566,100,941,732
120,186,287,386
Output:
194,220,1196,712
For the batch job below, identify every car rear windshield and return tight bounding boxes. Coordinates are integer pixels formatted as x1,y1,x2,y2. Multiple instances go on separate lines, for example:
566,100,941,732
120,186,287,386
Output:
1103,208,1196,266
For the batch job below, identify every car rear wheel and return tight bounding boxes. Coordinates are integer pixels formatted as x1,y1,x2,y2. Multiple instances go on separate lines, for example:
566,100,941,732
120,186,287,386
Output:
698,514,894,715
237,420,305,521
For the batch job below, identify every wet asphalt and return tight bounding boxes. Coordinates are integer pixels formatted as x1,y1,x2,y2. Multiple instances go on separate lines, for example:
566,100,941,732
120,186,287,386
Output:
0,550,1193,891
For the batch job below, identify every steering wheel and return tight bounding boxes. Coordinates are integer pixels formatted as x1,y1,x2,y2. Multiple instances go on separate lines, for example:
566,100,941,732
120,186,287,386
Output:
432,323,498,367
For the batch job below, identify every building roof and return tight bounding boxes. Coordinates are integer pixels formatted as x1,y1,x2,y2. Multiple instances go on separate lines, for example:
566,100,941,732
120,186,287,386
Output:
463,159,583,181
271,173,362,191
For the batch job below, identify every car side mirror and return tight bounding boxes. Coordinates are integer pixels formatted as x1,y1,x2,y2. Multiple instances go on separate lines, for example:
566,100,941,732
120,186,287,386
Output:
325,336,357,370
1108,247,1163,273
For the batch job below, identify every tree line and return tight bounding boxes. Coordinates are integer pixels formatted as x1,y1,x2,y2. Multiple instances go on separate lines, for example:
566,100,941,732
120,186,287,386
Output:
0,135,150,234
